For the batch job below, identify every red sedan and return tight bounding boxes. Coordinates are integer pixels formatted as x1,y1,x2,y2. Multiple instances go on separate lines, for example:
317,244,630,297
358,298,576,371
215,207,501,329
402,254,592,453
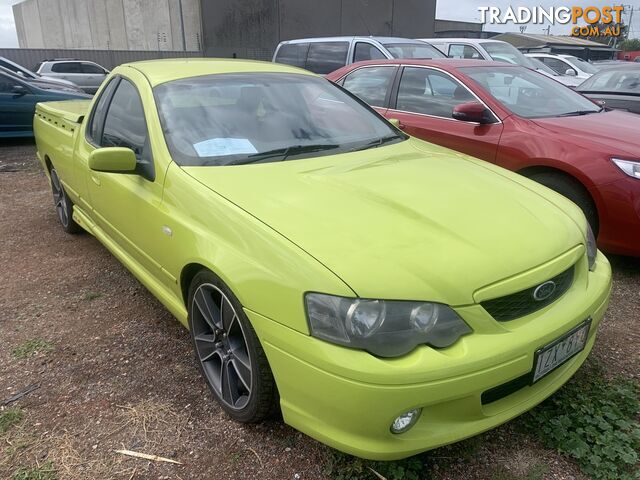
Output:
327,59,640,256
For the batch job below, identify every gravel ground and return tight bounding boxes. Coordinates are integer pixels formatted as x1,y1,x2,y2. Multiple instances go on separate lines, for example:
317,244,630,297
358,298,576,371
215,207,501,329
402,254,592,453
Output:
0,138,638,480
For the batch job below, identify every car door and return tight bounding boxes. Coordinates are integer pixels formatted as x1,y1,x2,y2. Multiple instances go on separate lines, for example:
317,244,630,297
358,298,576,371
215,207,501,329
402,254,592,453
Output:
0,73,36,135
340,65,397,116
81,62,108,93
387,66,503,161
81,75,169,283
539,57,576,77
352,41,387,63
49,62,89,90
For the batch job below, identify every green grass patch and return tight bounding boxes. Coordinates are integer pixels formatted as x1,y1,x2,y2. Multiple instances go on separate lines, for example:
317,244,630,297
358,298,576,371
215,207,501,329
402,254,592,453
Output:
11,339,54,359
324,451,426,480
11,462,57,480
519,360,639,480
0,407,24,434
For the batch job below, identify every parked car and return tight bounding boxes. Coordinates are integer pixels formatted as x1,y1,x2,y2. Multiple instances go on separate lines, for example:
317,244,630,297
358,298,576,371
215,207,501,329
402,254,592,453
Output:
419,38,536,68
0,65,84,93
0,70,90,137
0,56,80,90
328,59,640,256
526,57,583,88
35,59,109,94
34,58,610,460
272,36,444,74
525,53,598,80
577,65,640,114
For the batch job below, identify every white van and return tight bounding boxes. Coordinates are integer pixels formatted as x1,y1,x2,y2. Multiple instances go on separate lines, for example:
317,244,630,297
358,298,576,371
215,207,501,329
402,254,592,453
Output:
273,36,445,75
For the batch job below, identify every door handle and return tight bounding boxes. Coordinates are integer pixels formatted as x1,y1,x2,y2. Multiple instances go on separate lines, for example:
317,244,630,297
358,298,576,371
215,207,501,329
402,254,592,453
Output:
91,175,101,186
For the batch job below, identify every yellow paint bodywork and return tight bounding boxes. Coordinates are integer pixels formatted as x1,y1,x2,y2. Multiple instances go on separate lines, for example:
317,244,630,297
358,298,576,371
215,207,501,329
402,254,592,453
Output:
32,59,612,460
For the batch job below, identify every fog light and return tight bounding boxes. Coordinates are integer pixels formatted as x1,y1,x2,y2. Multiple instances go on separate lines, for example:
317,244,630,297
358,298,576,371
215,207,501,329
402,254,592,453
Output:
390,408,422,434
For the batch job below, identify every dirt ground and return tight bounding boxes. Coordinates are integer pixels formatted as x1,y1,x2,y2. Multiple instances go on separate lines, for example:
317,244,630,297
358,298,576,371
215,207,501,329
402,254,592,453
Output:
0,139,638,480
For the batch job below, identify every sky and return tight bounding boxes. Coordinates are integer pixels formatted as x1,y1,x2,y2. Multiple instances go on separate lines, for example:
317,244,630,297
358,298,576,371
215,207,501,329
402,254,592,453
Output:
0,0,639,48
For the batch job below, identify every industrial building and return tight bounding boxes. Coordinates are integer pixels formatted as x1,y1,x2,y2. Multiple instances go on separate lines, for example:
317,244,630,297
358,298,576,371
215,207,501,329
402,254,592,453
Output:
493,33,617,61
11,0,437,60
13,0,202,51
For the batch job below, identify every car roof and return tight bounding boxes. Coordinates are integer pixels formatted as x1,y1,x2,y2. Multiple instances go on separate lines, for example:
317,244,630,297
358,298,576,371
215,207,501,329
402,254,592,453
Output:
338,58,519,70
280,36,425,45
123,58,316,86
417,38,506,45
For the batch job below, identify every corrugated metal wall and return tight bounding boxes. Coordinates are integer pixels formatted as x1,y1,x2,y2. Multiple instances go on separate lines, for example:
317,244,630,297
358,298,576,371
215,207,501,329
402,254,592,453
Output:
0,48,203,71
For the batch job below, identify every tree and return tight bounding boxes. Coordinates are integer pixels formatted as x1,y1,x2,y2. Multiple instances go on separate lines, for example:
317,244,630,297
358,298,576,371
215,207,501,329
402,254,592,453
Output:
620,38,640,51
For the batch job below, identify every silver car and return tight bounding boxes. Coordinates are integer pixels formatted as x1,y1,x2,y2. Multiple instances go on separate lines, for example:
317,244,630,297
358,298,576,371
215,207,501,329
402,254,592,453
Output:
0,56,80,90
273,36,445,75
35,59,109,94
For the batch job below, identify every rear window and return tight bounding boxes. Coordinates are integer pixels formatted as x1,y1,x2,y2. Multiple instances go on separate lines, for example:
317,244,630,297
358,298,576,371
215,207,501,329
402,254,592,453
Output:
305,42,349,75
274,43,309,68
51,62,82,73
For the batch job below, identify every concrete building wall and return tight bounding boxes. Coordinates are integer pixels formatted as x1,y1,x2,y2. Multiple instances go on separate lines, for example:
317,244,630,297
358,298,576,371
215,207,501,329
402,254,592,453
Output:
12,0,435,56
12,0,202,51
200,0,437,59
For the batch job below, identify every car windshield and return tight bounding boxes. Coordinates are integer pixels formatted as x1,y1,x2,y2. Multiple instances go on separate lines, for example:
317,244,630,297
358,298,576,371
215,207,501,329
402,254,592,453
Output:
154,73,405,166
566,56,599,74
383,42,445,59
460,66,601,118
482,42,536,68
528,57,558,76
579,68,640,94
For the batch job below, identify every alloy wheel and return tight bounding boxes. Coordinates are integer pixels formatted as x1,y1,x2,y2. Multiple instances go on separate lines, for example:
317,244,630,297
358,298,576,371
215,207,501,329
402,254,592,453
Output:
50,170,69,228
191,283,253,410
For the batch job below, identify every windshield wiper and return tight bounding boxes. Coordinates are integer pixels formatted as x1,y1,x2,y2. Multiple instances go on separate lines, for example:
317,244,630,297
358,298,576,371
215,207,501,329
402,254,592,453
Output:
230,143,340,165
349,135,402,152
556,108,603,117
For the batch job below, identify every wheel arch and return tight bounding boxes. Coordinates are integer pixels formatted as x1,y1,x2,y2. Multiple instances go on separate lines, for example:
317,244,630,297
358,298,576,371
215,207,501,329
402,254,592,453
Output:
517,164,601,231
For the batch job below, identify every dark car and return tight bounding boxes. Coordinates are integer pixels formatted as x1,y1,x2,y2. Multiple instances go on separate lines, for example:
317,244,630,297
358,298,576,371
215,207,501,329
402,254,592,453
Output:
0,70,90,138
577,65,640,114
328,59,640,256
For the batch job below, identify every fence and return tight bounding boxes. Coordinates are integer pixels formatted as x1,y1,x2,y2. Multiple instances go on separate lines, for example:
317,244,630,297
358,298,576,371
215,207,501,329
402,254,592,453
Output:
0,48,203,71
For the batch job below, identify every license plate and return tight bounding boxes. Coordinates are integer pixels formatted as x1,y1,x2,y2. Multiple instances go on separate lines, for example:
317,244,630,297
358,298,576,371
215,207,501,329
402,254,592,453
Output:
532,319,591,383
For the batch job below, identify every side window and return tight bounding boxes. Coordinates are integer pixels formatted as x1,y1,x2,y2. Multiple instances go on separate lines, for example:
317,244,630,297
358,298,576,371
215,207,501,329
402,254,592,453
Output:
51,62,82,73
541,58,574,75
101,78,154,180
305,42,349,75
353,42,386,63
274,43,309,68
87,78,119,144
448,44,483,60
82,63,106,74
342,66,396,107
396,67,475,118
0,74,20,93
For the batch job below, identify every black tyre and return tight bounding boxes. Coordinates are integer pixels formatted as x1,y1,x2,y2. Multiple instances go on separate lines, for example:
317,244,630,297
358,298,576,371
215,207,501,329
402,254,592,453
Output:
49,168,82,234
188,270,278,422
528,172,599,235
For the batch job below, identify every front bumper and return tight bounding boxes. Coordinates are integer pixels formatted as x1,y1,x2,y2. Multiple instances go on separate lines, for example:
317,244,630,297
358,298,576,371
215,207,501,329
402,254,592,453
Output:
595,176,640,256
247,251,611,460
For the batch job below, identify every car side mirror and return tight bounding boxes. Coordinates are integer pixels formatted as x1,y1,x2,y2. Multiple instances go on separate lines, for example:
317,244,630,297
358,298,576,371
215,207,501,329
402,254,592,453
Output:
11,85,28,96
89,147,137,173
452,102,492,124
565,69,577,76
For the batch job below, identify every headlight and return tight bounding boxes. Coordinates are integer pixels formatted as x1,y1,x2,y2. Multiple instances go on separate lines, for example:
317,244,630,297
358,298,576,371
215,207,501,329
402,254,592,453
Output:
305,293,472,357
612,158,640,179
586,223,597,271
